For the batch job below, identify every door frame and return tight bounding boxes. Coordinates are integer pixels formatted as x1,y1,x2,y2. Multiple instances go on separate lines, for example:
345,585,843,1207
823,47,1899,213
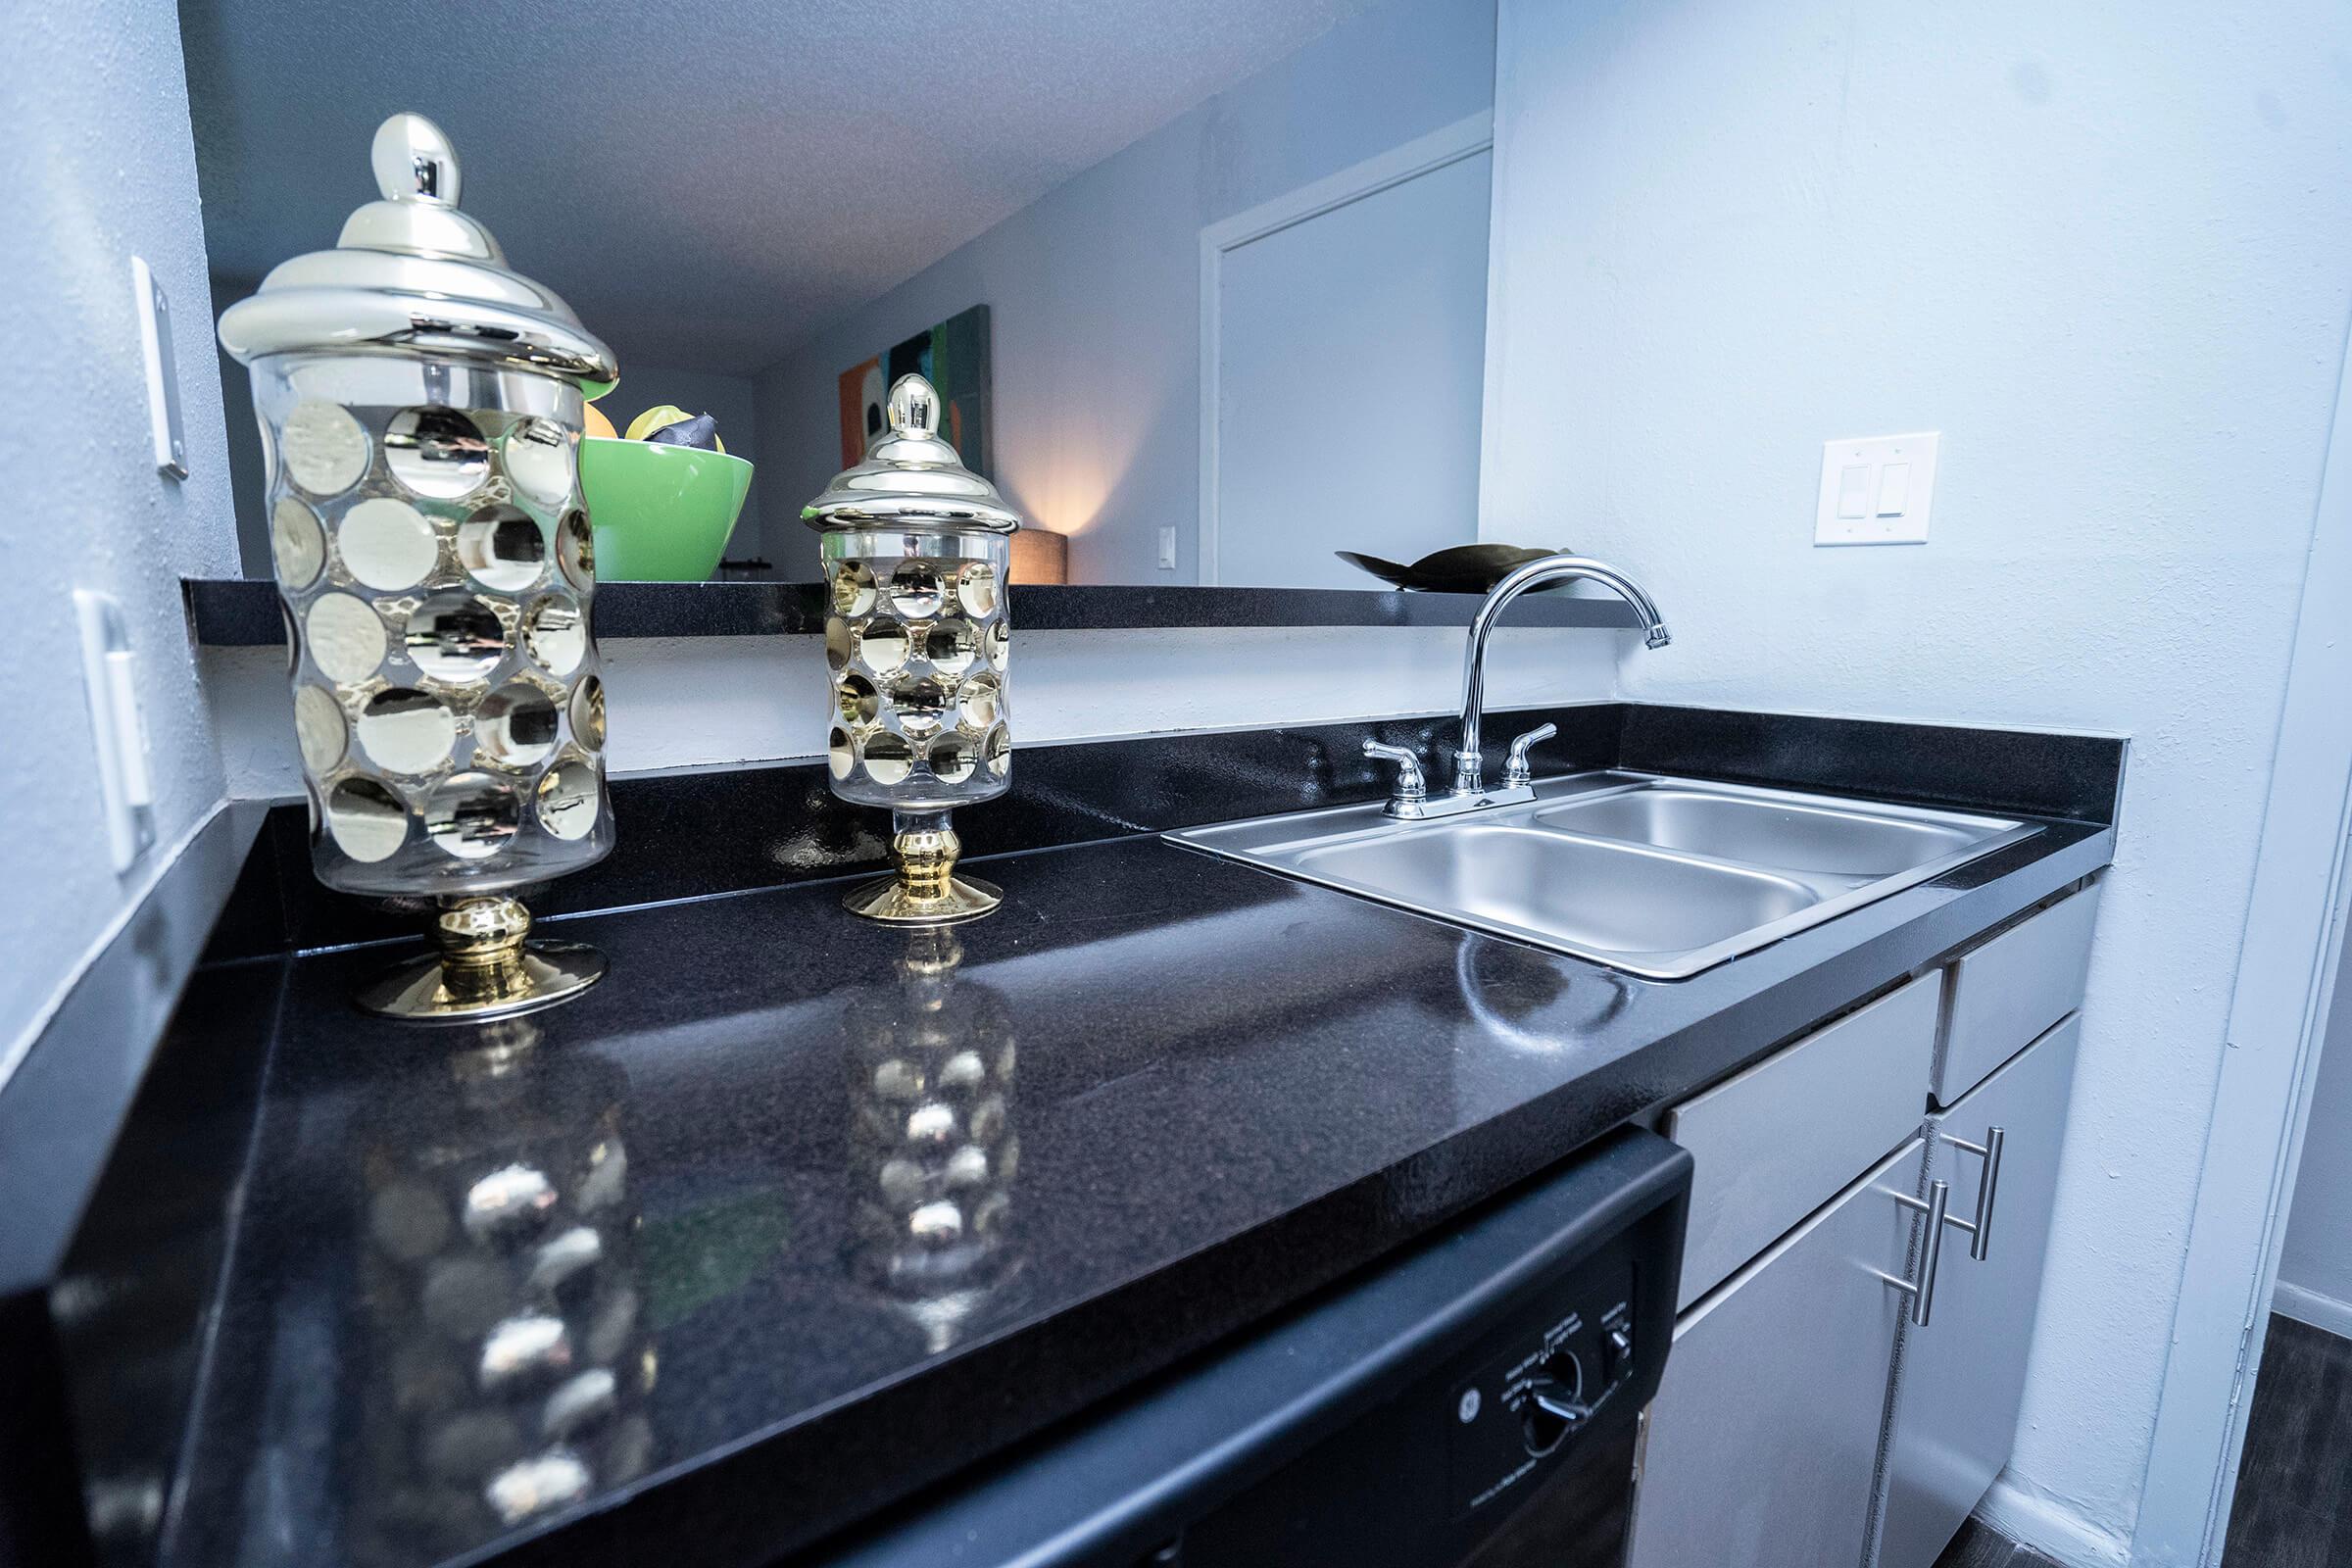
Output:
2130,318,2352,1565
1195,110,1494,586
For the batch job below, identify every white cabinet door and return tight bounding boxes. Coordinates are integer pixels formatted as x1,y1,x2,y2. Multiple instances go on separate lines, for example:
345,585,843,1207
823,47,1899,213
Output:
1871,1014,2083,1568
1629,1139,1931,1568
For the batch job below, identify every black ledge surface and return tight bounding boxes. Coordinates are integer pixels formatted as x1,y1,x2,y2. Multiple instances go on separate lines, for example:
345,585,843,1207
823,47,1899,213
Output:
19,709,2124,1568
182,576,1646,643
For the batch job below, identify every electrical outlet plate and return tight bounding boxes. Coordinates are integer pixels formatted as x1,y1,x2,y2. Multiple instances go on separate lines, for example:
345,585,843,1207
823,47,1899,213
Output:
1158,525,1179,570
131,256,189,480
74,590,157,873
1816,431,1937,546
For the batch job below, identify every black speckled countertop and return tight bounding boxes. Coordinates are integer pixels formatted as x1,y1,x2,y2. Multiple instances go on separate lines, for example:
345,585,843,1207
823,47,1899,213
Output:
24,707,2122,1568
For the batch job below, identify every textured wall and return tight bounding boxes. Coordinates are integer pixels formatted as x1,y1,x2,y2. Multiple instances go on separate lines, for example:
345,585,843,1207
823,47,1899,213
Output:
754,0,1497,583
1485,0,2351,1558
0,0,238,1073
2279,920,2352,1322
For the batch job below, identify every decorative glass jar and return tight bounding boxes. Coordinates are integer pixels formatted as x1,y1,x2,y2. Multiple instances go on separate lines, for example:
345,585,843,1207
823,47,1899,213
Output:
804,374,1017,923
218,114,619,1018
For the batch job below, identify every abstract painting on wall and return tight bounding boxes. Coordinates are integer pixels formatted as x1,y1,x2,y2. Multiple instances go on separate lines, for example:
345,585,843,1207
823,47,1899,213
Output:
837,304,994,476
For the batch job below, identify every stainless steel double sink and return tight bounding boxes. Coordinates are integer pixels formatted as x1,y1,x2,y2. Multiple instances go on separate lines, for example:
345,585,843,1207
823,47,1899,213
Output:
1168,774,2039,979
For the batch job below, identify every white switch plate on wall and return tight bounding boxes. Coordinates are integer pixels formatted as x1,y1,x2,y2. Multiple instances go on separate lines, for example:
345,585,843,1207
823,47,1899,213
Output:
1816,431,1938,546
74,590,157,872
130,256,189,480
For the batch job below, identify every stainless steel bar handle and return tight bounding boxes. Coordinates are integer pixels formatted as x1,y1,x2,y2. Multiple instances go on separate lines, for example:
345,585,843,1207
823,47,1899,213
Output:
1947,1126,2006,1261
1890,1180,1952,1328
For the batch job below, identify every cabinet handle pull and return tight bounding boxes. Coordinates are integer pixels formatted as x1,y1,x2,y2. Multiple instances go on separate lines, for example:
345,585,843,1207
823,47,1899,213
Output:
1888,1179,1952,1327
1946,1126,2007,1261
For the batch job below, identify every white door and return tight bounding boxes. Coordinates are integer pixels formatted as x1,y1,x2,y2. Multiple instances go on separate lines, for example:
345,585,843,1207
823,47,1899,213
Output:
1209,143,1491,588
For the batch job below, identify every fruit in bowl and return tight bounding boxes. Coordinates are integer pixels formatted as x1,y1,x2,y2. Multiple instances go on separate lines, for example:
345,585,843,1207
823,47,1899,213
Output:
578,404,754,581
623,404,726,453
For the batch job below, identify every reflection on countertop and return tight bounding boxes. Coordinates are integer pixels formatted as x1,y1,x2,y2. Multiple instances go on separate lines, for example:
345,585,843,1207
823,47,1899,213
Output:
347,1020,653,1558
74,814,2108,1568
845,929,1022,1356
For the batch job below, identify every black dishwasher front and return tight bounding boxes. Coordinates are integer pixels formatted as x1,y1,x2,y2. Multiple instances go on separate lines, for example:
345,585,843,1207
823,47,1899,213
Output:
808,1127,1690,1568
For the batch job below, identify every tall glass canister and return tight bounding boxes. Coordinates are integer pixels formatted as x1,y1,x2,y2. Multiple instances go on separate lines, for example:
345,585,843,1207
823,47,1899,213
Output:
219,114,619,1019
804,374,1017,924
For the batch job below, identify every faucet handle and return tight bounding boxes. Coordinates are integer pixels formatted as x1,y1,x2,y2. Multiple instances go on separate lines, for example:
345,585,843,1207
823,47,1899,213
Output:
1503,723,1559,788
1362,739,1429,816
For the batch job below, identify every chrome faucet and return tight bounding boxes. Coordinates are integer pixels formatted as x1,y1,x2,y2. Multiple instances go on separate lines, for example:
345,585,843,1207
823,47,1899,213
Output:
1362,554,1670,819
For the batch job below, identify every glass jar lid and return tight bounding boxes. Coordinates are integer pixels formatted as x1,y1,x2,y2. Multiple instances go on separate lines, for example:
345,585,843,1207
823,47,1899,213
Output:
803,374,1021,534
217,113,616,392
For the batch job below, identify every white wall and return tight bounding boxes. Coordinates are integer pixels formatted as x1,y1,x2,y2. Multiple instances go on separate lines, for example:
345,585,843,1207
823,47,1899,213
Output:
0,0,238,1075
2278,919,2352,1332
1485,1,2350,1559
753,0,1497,583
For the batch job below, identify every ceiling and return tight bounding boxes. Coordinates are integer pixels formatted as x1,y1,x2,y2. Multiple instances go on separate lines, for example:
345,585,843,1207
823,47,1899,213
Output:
183,0,1375,375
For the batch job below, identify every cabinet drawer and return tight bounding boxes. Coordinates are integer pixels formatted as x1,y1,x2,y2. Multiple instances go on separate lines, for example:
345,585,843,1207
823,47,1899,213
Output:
1933,885,2099,1107
1665,973,1940,1309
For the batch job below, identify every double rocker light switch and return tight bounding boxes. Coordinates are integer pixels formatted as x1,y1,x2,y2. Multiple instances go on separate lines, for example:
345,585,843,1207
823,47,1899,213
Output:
1816,432,1938,546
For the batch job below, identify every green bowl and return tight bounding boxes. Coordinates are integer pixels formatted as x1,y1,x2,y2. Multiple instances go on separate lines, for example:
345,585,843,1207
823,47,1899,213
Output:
578,437,755,581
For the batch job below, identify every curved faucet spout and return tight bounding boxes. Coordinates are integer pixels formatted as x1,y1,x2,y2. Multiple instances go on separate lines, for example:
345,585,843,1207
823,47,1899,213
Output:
1454,554,1670,796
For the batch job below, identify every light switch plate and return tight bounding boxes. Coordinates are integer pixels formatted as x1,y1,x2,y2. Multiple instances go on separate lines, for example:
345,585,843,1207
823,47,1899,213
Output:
74,590,157,873
131,257,189,479
1816,431,1937,545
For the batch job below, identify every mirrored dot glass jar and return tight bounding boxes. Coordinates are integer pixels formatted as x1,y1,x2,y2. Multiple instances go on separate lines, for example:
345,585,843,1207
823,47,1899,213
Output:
804,374,1018,924
220,114,619,1018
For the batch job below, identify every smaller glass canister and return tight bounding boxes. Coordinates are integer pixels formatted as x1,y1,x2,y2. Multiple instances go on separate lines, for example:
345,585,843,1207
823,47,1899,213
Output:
218,114,619,1018
804,374,1016,923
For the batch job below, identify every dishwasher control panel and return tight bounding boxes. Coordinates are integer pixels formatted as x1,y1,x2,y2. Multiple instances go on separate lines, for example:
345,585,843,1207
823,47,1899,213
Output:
1446,1250,1642,1520
832,1131,1690,1568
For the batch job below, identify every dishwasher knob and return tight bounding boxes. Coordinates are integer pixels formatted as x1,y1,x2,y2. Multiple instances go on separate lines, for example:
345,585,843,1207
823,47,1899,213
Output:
1520,1354,1589,1455
1603,1322,1635,1384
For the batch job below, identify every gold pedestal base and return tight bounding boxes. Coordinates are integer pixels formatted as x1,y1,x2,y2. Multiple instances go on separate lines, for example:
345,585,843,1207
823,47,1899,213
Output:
356,895,607,1021
844,821,1003,926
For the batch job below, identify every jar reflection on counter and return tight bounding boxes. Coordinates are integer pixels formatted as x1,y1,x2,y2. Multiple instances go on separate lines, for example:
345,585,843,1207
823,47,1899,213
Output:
354,1024,652,1554
844,929,1023,1353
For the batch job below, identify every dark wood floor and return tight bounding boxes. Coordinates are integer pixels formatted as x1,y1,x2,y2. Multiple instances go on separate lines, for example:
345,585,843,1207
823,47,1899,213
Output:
2221,1312,2352,1567
1933,1518,2065,1568
1920,1312,2352,1568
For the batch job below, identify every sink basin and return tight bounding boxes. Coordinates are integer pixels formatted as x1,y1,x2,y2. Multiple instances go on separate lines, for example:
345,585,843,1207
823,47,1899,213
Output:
1294,825,1820,959
1168,774,2037,979
1533,787,1983,878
